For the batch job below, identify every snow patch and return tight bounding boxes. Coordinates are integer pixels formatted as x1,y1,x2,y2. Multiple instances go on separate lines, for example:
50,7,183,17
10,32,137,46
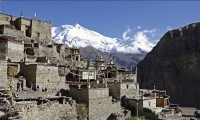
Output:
179,28,183,36
170,31,173,38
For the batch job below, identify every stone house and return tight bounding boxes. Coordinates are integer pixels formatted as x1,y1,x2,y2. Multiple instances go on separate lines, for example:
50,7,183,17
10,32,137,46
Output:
0,13,52,44
79,69,96,81
67,60,97,82
67,68,96,82
0,24,25,39
152,89,170,107
0,36,24,62
126,96,157,116
69,83,120,120
107,60,117,71
69,48,81,61
95,56,107,70
20,63,66,92
0,60,24,90
107,81,139,100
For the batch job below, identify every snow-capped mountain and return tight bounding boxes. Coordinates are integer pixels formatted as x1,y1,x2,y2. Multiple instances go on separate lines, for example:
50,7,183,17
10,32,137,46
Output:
52,24,155,54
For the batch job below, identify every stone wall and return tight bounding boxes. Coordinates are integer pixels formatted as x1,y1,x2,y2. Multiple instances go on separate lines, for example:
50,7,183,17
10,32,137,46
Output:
126,97,156,116
0,41,7,60
15,101,78,120
88,97,120,120
16,18,31,36
108,82,139,100
69,86,89,103
0,60,8,87
58,66,70,76
69,86,121,119
20,64,66,91
35,65,66,91
143,98,156,109
7,41,24,62
0,14,12,25
126,99,143,115
88,87,120,120
88,88,109,100
120,82,139,98
0,25,25,38
107,82,120,99
117,73,136,81
0,40,24,62
31,19,51,44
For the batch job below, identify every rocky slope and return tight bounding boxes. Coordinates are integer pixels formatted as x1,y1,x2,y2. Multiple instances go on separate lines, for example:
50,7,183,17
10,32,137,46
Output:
138,22,200,108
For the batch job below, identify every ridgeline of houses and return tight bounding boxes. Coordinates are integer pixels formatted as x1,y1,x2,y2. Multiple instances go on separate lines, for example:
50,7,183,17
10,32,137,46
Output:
0,13,199,120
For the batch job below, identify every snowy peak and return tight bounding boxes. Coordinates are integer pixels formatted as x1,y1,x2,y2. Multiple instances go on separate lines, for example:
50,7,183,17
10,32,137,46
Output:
52,24,156,54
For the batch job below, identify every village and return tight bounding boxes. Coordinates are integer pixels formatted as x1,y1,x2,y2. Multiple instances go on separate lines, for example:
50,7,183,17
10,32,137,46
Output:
0,13,199,120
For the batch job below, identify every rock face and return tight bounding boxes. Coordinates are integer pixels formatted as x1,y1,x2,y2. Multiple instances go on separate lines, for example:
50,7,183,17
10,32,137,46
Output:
138,23,200,108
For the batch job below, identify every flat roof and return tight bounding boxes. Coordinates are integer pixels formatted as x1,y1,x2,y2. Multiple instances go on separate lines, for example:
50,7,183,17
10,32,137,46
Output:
181,107,197,116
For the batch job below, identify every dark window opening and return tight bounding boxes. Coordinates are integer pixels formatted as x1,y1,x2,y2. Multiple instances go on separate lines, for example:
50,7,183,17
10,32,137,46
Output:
25,26,30,37
37,32,40,38
76,56,79,61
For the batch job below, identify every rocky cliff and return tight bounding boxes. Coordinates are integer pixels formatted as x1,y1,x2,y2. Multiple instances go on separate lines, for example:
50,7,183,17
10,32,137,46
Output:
138,22,200,108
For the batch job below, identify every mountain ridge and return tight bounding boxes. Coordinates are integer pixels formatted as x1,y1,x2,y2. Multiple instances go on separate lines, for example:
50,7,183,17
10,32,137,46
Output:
52,24,155,54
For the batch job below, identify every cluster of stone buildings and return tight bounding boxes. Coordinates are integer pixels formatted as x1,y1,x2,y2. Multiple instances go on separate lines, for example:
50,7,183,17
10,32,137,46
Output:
0,13,199,120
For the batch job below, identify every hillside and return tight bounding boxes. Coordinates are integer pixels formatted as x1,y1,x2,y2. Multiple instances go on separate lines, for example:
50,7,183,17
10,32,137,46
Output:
138,22,200,108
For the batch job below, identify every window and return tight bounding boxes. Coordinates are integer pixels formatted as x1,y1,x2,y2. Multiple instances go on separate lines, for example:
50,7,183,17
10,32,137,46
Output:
76,56,79,61
89,72,93,76
148,102,151,106
37,32,40,38
126,84,129,89
25,26,30,37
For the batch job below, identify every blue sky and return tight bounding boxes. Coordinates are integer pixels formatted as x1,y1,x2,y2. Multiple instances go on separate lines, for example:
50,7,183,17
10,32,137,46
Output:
1,1,200,41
